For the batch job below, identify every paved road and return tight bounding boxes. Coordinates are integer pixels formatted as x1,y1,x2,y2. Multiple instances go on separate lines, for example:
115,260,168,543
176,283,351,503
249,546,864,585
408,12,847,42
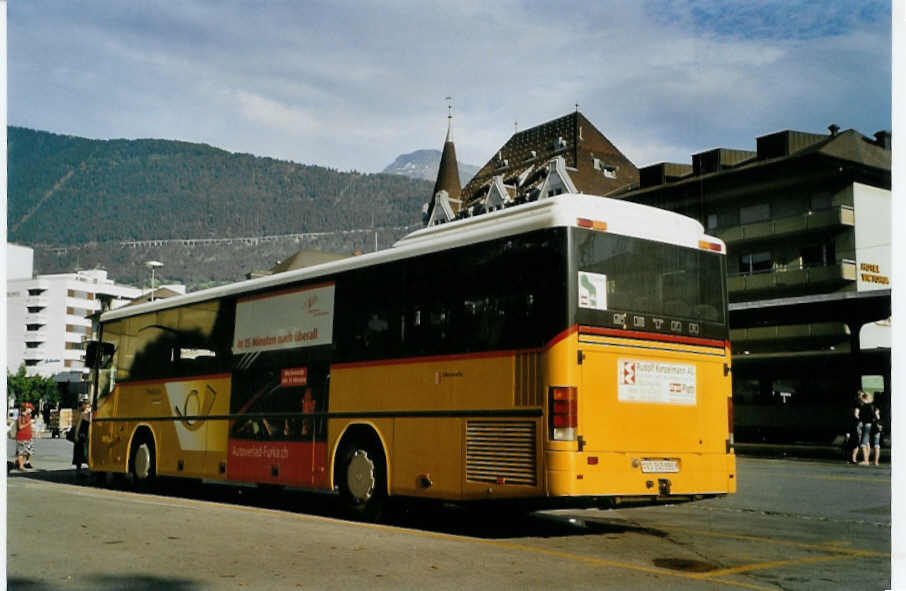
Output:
7,439,891,590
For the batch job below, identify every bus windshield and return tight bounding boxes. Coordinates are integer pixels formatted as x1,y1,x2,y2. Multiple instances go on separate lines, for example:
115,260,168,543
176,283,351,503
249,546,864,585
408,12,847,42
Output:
572,228,727,336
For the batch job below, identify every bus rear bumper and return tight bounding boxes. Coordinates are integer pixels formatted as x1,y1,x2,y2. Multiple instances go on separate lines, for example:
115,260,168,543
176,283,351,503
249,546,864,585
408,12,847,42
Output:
545,450,736,497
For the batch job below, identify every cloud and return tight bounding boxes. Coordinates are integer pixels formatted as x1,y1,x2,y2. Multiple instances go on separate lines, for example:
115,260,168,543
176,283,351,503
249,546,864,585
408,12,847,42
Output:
7,0,891,173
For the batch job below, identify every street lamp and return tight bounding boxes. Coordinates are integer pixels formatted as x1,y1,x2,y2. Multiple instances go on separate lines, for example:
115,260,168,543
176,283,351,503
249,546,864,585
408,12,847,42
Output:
145,261,163,302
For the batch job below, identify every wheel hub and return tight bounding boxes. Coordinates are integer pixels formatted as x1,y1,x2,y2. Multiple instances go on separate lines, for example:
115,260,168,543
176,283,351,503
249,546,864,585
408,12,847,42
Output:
347,450,376,503
134,443,151,480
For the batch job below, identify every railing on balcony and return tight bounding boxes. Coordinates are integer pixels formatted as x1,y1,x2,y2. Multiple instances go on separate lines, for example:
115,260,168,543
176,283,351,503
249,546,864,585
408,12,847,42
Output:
728,260,856,294
731,322,850,343
25,296,50,308
24,330,48,342
715,205,854,245
22,349,48,360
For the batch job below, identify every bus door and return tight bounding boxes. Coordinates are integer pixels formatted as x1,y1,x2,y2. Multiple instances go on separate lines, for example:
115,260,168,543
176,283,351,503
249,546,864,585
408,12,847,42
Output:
227,359,330,488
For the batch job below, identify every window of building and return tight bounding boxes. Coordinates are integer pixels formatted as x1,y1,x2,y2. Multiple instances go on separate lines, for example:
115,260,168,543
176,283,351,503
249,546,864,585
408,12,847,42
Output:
800,242,835,268
739,251,772,274
592,158,617,179
739,203,771,225
706,214,718,230
810,193,832,212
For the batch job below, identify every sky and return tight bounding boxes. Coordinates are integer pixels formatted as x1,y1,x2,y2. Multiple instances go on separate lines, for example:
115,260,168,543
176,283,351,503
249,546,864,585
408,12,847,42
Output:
7,0,892,174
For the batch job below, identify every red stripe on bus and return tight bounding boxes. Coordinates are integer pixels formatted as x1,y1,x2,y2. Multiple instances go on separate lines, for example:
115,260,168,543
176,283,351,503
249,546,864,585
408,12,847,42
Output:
578,326,726,349
545,325,579,349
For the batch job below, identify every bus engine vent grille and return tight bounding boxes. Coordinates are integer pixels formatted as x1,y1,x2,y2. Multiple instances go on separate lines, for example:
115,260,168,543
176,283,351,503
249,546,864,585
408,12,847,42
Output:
466,420,537,486
514,351,543,407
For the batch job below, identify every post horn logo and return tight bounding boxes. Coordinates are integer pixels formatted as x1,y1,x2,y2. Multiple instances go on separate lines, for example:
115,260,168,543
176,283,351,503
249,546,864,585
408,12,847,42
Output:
174,384,217,431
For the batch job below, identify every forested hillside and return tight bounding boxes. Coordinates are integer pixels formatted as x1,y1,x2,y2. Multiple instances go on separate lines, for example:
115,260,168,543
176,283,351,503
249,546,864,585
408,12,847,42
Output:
8,127,432,288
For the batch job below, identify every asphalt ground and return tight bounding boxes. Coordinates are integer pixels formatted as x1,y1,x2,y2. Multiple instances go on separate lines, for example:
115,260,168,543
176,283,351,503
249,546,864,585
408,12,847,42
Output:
6,438,892,590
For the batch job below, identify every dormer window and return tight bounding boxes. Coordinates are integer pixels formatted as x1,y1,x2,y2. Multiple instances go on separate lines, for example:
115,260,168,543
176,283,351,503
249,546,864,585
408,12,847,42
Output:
593,157,618,179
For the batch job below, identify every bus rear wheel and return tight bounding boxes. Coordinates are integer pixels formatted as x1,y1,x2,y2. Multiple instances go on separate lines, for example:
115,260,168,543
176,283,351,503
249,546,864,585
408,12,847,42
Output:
339,441,386,521
129,438,156,490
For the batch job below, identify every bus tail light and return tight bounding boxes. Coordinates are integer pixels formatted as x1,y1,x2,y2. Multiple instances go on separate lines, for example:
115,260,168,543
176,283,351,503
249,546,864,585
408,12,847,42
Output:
698,240,724,253
549,386,577,441
727,397,735,453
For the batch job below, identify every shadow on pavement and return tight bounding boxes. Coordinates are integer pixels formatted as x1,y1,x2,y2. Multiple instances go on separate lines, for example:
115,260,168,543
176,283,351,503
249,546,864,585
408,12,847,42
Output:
9,467,668,541
9,574,200,591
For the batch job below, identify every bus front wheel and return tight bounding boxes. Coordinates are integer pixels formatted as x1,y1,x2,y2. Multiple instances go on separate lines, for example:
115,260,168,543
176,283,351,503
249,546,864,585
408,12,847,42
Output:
338,441,386,520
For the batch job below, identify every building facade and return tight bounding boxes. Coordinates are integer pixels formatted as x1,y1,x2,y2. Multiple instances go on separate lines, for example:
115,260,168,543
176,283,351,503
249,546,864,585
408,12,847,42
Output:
6,251,141,383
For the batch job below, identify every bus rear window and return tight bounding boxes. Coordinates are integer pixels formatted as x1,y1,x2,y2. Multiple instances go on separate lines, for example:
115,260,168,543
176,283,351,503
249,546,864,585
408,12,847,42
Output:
572,228,726,325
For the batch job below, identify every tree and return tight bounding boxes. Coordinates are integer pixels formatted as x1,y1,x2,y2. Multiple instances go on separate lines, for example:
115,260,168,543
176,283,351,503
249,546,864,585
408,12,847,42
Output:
7,365,62,408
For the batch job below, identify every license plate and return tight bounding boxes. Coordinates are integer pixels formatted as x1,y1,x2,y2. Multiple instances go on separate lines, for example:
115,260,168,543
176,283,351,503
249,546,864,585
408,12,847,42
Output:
640,459,679,473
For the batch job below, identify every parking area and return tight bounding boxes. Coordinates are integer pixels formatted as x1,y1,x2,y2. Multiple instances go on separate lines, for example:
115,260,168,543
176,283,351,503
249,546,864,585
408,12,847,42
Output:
7,440,891,590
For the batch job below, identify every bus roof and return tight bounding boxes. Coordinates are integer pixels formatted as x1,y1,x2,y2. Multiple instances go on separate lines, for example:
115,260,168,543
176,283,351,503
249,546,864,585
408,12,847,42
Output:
101,193,723,323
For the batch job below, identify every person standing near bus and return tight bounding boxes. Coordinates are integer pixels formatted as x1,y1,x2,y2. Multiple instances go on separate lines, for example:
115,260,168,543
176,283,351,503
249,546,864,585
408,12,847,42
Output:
853,390,879,465
870,400,883,466
15,404,34,470
72,401,92,476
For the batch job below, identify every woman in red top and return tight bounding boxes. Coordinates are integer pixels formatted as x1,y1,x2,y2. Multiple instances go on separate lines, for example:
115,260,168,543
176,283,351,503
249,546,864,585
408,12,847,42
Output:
16,404,34,470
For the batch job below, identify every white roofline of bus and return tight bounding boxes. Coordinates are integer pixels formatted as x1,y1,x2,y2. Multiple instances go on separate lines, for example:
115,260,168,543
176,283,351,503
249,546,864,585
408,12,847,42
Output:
100,193,724,323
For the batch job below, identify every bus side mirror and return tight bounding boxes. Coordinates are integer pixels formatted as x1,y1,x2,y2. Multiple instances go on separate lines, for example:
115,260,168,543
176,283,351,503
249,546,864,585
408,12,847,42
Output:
86,341,115,370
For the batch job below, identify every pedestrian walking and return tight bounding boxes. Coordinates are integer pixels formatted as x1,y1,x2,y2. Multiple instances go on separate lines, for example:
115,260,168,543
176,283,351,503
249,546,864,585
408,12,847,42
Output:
72,401,91,475
15,404,35,470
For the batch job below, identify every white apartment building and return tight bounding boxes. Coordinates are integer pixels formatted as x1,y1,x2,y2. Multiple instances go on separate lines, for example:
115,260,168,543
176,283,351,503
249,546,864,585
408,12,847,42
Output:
6,246,141,380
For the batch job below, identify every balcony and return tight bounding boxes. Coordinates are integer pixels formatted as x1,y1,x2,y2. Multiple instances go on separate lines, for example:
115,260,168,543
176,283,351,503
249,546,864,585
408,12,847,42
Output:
25,296,50,308
728,260,856,298
24,329,48,342
715,205,854,245
22,349,48,360
24,313,48,325
731,322,849,346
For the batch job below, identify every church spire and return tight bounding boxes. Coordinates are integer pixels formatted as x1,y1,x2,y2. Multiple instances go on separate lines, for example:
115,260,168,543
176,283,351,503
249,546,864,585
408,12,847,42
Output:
431,97,462,205
445,96,454,142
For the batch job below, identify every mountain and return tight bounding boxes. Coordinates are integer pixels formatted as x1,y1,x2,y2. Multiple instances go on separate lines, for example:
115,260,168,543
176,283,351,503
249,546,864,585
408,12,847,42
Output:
382,149,479,186
7,127,434,290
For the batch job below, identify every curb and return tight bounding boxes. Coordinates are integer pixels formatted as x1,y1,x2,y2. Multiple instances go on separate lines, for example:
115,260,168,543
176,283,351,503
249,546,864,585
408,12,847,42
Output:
736,443,890,462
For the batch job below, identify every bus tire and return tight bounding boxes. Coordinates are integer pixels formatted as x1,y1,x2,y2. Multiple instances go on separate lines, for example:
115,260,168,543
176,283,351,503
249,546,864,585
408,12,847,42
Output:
129,435,156,491
338,438,386,521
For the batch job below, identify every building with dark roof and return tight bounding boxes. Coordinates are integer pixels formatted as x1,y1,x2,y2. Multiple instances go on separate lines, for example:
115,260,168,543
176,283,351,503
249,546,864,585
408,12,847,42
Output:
425,111,638,225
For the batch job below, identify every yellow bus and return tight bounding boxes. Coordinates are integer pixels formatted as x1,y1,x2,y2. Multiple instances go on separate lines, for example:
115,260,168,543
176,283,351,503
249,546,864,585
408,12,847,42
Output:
88,193,735,516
